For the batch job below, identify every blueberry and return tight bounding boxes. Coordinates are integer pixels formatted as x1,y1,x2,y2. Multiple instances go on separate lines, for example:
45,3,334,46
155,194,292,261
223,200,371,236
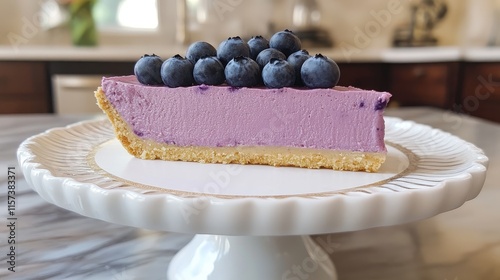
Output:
224,56,261,87
301,54,340,88
134,54,163,85
193,57,225,85
262,58,295,89
186,41,217,64
247,35,269,60
375,98,388,111
287,49,311,86
161,54,194,87
256,48,286,69
269,29,301,57
217,36,250,65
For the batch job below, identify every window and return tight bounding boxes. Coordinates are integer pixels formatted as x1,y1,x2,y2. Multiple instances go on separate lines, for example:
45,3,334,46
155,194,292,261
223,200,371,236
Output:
93,0,158,30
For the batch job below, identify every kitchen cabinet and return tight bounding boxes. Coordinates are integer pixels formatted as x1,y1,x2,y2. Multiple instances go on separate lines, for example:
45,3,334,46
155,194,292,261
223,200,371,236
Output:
459,62,500,123
0,61,51,113
388,62,459,109
49,61,135,114
48,61,135,76
0,61,135,114
338,62,459,110
1,59,499,123
337,63,388,92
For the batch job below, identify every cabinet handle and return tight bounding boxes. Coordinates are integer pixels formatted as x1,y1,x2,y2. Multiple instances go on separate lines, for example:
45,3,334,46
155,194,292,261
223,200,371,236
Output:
54,76,102,89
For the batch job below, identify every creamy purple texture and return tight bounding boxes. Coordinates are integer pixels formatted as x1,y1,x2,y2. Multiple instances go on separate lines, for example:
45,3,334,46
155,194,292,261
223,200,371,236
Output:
102,75,391,152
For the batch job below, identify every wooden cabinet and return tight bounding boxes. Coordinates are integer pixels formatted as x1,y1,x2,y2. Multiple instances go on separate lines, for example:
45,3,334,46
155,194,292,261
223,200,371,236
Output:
388,62,458,109
0,60,135,114
337,63,388,91
48,61,135,76
1,59,499,123
459,63,500,123
337,62,459,111
0,62,51,113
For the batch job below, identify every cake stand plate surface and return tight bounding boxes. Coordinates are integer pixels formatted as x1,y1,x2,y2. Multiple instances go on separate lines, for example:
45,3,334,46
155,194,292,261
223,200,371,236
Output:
18,117,488,280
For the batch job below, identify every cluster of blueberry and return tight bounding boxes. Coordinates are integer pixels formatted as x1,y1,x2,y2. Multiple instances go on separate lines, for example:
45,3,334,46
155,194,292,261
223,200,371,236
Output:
134,29,340,89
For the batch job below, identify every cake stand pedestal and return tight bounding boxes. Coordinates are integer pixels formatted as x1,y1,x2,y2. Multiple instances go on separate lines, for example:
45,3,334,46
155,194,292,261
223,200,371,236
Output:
18,118,488,280
168,235,335,280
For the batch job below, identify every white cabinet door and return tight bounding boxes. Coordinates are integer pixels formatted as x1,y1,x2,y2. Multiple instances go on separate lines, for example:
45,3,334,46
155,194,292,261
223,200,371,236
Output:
53,75,104,114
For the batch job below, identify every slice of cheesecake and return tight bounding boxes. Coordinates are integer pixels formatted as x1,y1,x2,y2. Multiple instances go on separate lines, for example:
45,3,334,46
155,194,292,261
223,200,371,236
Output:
96,75,391,172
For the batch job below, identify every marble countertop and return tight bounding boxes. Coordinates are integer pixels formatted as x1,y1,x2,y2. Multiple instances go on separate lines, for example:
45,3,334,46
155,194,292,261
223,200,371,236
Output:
0,107,499,279
1,45,500,63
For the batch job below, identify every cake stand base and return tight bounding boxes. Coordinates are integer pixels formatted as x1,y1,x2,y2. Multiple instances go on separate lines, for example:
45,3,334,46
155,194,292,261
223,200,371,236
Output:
167,235,337,280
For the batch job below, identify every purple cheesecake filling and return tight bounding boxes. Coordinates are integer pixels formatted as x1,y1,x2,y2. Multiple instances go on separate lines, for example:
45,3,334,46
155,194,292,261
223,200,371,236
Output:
102,75,391,153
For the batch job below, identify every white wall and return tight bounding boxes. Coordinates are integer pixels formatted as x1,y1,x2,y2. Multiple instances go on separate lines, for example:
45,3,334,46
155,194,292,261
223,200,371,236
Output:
276,0,467,48
0,0,177,47
0,0,495,48
0,1,38,45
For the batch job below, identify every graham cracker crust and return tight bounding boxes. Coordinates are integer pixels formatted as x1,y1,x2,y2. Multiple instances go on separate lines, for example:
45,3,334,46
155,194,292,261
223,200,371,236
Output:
95,87,386,172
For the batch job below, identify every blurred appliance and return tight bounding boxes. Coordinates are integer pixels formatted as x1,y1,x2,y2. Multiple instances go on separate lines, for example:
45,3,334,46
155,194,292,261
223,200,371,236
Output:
489,1,500,46
52,75,104,114
291,0,333,48
176,0,271,45
393,0,448,47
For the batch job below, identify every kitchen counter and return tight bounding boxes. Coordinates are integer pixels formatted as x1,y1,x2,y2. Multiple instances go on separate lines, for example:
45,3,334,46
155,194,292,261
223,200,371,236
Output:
0,107,499,279
462,47,500,62
1,44,500,63
0,45,186,62
2,46,500,121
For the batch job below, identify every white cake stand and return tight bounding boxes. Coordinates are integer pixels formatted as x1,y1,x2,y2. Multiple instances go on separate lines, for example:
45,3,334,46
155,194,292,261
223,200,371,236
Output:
18,117,488,280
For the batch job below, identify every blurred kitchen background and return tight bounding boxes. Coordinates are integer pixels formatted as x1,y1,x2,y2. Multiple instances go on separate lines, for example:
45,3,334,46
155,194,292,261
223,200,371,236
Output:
1,0,500,122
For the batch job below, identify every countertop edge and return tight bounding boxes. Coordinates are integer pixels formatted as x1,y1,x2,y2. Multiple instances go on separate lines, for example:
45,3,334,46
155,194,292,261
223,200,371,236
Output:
2,45,500,63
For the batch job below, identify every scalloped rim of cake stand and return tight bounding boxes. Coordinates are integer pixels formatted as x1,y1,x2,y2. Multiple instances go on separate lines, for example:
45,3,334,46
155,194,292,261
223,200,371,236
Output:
18,117,489,280
17,117,488,236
